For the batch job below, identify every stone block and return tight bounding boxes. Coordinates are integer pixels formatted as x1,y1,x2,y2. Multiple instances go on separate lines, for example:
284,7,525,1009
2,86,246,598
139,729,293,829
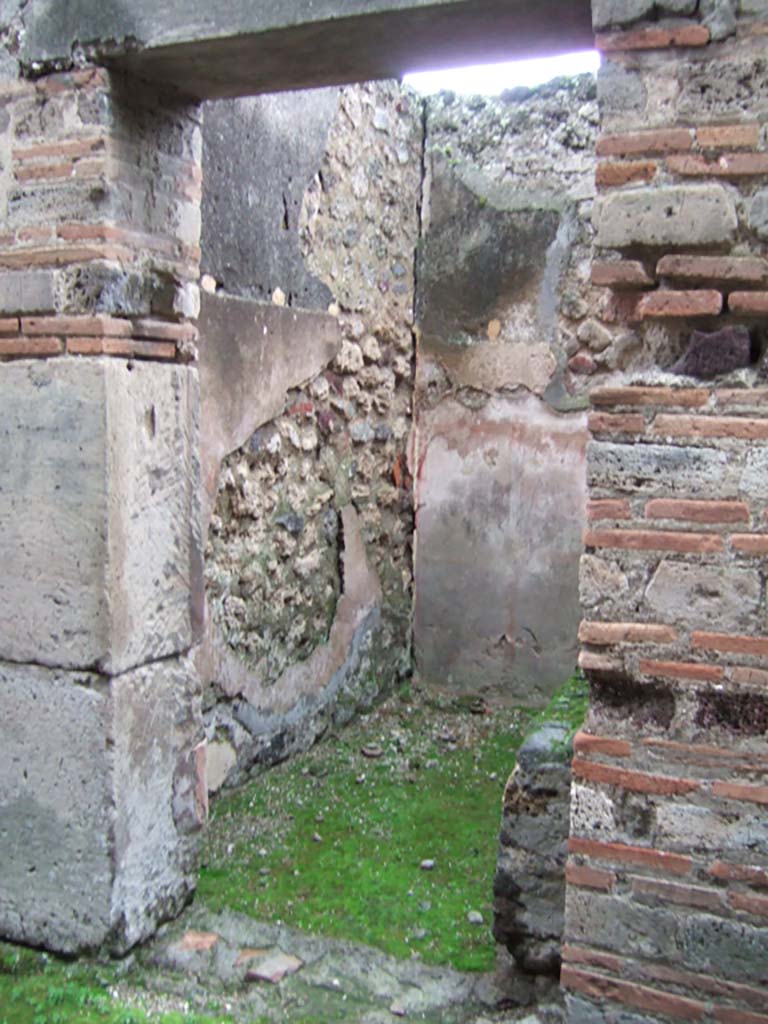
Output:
593,0,697,28
595,186,737,250
0,662,112,951
111,658,204,951
565,888,682,961
0,269,56,314
592,0,653,29
683,913,768,982
588,441,739,498
671,326,752,379
740,447,768,499
597,64,647,118
0,656,202,953
569,782,618,837
565,995,610,1024
644,562,761,631
0,358,202,674
747,188,768,241
678,57,768,121
701,0,737,40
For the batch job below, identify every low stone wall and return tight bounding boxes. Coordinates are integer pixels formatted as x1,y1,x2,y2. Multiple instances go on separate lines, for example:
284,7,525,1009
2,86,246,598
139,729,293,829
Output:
493,723,573,976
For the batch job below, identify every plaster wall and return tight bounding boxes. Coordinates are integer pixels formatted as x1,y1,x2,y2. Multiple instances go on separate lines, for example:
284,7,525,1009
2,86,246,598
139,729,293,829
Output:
414,78,599,703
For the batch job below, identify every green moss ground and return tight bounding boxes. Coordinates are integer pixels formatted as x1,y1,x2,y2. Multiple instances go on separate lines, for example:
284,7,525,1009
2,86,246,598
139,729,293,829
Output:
199,672,589,974
0,942,237,1024
0,673,588,1022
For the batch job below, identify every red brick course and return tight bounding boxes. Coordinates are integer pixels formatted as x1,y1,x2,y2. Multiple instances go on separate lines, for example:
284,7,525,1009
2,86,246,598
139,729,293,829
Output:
22,315,133,337
0,337,64,357
15,158,105,183
579,621,678,645
636,289,723,319
573,732,632,758
132,318,198,342
568,837,692,875
66,337,177,360
0,244,133,269
591,387,708,408
657,255,768,285
728,891,768,918
630,876,725,912
712,781,768,805
714,1010,768,1024
697,124,761,149
632,961,768,1014
729,292,768,315
709,860,768,888
639,659,725,682
730,666,768,687
716,389,768,408
562,966,708,1021
644,499,749,524
584,528,724,554
578,650,625,673
731,534,768,555
561,944,623,973
572,758,700,796
588,412,646,435
565,862,617,892
591,260,655,287
652,415,768,441
668,153,768,177
587,499,632,521
596,161,658,187
596,129,693,157
12,136,107,161
693,632,768,658
596,25,711,51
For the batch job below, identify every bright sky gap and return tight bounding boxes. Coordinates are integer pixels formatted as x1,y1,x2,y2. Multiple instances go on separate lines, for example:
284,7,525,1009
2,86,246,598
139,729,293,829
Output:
403,50,600,95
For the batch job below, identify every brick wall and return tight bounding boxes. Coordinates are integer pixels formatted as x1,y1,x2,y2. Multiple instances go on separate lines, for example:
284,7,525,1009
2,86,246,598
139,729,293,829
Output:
0,69,201,361
565,1,768,1020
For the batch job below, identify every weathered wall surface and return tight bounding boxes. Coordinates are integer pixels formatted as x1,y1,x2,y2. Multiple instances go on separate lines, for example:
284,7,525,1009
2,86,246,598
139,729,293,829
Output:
565,3,768,1023
414,78,598,704
199,82,422,788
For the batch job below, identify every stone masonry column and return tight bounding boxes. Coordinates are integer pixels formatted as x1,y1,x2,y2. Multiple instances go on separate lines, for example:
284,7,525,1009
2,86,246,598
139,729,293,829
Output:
0,68,206,953
565,3,768,1021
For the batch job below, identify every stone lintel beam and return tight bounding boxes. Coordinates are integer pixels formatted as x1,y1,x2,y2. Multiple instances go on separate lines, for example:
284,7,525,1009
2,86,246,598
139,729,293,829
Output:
25,0,594,100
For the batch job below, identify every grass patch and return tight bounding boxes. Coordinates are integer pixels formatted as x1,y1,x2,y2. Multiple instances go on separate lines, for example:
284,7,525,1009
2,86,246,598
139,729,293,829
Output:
0,943,235,1024
199,686,535,973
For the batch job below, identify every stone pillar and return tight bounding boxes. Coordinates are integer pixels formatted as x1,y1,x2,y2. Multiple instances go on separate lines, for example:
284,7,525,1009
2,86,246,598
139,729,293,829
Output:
0,68,206,953
565,3,768,1021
